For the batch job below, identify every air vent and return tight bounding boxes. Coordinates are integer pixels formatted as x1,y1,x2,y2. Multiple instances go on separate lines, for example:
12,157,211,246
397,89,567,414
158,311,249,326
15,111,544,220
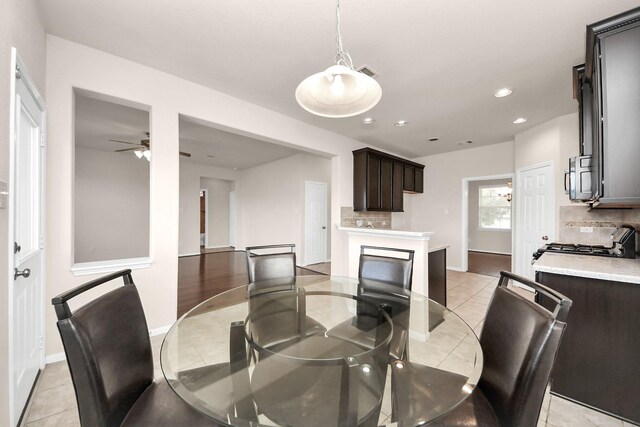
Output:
357,65,379,79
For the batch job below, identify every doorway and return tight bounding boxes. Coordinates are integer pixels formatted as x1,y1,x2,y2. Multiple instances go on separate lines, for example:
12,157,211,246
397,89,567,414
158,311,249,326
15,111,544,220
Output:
462,174,514,274
304,181,328,266
10,49,46,425
199,189,207,248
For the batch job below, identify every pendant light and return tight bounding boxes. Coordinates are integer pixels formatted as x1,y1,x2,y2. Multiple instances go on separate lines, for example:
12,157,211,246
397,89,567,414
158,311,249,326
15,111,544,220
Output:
295,0,381,118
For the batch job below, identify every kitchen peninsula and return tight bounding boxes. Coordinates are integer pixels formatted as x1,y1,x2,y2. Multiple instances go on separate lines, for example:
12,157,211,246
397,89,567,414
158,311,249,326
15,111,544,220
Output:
336,225,447,303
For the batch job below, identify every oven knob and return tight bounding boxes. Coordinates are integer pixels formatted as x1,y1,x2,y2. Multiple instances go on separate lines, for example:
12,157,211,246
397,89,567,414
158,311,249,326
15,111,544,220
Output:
542,235,549,241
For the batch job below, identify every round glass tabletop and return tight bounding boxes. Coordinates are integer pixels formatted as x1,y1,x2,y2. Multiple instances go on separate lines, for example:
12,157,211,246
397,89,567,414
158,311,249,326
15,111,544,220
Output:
161,275,483,426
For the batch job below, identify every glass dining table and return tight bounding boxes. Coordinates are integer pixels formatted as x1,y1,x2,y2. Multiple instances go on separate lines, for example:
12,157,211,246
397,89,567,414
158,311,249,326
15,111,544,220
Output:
161,275,483,427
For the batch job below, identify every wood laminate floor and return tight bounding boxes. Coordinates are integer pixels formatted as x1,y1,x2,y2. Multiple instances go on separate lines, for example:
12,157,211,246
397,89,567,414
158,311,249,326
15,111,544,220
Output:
467,251,511,277
177,250,325,317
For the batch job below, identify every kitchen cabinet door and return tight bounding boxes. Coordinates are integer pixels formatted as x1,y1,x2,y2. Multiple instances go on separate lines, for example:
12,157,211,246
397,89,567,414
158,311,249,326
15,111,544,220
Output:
380,157,394,211
392,161,404,211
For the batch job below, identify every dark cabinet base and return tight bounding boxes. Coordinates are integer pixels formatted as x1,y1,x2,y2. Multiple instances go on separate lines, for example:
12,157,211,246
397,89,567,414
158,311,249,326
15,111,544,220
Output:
428,249,447,307
535,271,640,424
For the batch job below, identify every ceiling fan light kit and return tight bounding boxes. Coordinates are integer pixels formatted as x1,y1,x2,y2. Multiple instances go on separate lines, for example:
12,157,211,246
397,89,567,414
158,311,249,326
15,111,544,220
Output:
295,0,381,118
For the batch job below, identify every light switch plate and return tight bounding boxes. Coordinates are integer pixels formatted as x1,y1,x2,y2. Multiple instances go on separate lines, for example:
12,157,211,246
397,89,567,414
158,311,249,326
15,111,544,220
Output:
0,180,8,209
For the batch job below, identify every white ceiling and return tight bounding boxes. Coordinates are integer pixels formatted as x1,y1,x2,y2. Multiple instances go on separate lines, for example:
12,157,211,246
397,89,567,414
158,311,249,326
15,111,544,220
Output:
43,0,640,162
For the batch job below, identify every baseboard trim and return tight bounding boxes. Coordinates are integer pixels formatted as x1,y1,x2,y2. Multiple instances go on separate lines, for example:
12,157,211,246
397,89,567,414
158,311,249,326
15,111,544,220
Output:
149,324,172,336
468,249,512,256
45,352,66,364
446,266,465,272
46,324,173,365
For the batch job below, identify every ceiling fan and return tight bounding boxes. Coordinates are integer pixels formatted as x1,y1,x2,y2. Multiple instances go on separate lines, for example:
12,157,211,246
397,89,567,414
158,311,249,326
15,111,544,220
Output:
108,132,192,158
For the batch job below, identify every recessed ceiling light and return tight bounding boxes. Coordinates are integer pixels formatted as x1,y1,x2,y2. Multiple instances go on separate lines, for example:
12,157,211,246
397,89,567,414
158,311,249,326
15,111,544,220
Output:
456,140,474,145
428,137,439,142
395,120,409,127
513,117,527,124
494,88,512,98
362,117,376,124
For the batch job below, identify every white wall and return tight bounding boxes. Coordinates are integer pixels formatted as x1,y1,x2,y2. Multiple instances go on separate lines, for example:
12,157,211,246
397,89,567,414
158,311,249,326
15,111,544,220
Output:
45,36,365,359
201,177,231,248
236,153,332,263
468,178,512,254
1,0,46,424
515,113,579,237
74,147,150,262
406,141,515,270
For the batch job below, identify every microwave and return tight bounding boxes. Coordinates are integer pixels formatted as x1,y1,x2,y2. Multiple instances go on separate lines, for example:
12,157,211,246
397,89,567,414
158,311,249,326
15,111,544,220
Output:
565,155,593,202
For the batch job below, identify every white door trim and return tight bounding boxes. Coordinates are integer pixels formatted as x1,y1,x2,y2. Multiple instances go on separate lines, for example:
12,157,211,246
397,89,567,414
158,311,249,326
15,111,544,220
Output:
304,181,328,266
200,188,208,248
461,173,514,272
514,160,556,278
8,48,47,426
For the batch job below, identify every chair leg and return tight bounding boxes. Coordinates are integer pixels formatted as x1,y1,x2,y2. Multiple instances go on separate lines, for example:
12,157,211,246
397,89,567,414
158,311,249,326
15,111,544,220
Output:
229,321,258,423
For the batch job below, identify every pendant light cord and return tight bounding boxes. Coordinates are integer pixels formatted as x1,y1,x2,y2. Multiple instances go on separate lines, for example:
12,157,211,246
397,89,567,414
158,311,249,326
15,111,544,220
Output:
335,0,355,70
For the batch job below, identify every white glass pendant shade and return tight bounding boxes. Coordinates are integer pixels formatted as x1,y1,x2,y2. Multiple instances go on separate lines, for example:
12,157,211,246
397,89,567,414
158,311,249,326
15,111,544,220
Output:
143,150,151,161
134,150,143,159
296,64,382,118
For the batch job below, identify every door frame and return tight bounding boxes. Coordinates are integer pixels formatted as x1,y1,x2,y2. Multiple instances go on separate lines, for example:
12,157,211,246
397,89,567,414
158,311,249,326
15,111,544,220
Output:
304,181,328,266
8,48,47,425
461,173,514,272
200,188,208,248
514,161,556,278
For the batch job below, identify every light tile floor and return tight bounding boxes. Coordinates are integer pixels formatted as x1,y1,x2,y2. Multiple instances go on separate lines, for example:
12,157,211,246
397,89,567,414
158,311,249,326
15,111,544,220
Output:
22,271,637,426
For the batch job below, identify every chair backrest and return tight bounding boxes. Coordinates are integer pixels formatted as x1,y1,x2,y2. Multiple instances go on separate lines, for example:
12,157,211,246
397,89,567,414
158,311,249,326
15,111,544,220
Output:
246,244,296,284
51,270,153,427
359,245,415,290
478,271,572,427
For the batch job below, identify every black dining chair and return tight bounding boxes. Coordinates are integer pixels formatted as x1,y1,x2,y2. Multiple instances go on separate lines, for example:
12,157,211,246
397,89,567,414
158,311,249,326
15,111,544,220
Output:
391,271,572,427
245,243,297,284
51,270,229,427
245,244,326,348
327,246,415,360
359,245,415,289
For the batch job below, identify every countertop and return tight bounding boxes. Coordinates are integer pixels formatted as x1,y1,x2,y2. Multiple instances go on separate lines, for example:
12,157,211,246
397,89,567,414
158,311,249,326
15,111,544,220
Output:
336,225,434,240
533,252,640,284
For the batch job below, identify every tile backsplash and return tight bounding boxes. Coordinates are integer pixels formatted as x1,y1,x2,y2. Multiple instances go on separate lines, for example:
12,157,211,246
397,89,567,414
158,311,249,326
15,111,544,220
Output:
559,206,640,251
341,207,392,229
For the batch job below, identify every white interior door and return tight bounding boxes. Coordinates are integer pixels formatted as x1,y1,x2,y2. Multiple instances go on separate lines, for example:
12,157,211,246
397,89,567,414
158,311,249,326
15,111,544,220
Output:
515,162,555,279
11,53,46,424
304,182,328,265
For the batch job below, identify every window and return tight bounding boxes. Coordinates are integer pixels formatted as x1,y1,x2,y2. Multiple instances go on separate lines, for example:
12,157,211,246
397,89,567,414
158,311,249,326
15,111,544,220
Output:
478,185,511,230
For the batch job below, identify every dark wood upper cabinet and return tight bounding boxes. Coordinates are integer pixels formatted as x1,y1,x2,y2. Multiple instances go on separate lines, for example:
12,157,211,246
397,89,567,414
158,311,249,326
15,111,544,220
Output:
353,148,425,212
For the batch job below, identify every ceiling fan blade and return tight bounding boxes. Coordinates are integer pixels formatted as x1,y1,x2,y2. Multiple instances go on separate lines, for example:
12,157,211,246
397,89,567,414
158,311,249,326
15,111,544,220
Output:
115,147,142,152
108,139,138,145
179,151,192,157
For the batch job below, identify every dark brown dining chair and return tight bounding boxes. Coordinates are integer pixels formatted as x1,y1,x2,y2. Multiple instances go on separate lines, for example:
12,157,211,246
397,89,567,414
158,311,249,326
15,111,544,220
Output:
391,271,572,427
245,243,296,284
52,270,229,427
327,246,415,360
359,245,415,289
245,244,326,348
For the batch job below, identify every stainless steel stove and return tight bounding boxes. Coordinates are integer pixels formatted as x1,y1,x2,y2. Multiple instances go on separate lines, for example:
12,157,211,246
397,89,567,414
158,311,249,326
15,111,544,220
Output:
532,226,636,261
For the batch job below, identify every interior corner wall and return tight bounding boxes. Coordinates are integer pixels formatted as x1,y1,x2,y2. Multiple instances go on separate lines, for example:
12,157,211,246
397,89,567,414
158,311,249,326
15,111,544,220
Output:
236,153,332,263
201,177,231,248
1,0,47,424
179,160,239,256
74,147,150,262
407,141,515,270
45,36,367,361
467,179,512,254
